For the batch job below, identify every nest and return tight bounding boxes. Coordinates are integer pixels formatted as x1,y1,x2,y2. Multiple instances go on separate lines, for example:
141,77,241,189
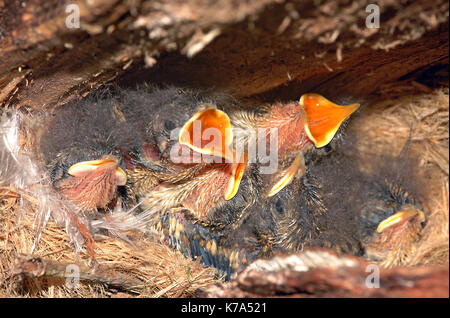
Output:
0,0,448,298
0,204,221,297
0,82,448,297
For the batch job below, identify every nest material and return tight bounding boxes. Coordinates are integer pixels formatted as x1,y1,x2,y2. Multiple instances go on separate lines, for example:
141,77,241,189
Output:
0,201,221,297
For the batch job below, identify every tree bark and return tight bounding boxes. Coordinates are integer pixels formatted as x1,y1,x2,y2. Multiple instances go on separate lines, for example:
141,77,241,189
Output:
0,0,448,110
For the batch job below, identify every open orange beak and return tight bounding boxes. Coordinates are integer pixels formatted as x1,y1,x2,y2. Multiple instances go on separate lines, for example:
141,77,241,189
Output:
179,107,234,162
300,94,359,148
68,157,127,186
179,107,247,200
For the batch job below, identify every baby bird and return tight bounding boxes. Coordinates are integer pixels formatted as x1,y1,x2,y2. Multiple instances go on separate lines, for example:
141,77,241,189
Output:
116,87,361,277
117,87,249,220
365,204,426,267
34,86,361,264
9,84,427,275
162,132,427,279
123,87,359,224
307,141,428,268
38,91,140,212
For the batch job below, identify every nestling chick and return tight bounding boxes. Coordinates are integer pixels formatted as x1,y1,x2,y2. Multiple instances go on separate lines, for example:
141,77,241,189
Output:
38,92,141,212
127,88,361,278
163,132,427,278
127,87,359,224
14,86,360,262
117,86,248,220
4,85,427,273
365,205,426,267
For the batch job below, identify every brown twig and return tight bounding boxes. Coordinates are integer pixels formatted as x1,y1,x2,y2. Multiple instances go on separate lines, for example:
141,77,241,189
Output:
12,254,144,294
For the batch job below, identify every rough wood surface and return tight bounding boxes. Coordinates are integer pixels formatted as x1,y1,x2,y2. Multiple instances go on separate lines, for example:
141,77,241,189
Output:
1,0,448,110
195,249,449,298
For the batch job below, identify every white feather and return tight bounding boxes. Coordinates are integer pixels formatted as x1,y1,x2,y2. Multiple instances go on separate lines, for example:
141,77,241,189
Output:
1,111,159,254
0,112,88,253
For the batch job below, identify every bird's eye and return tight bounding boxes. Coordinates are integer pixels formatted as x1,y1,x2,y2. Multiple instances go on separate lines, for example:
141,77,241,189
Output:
164,120,176,131
275,199,284,213
323,144,332,153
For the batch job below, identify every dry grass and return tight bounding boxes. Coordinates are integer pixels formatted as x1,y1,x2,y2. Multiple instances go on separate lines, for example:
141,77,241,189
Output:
354,83,449,175
0,194,221,298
